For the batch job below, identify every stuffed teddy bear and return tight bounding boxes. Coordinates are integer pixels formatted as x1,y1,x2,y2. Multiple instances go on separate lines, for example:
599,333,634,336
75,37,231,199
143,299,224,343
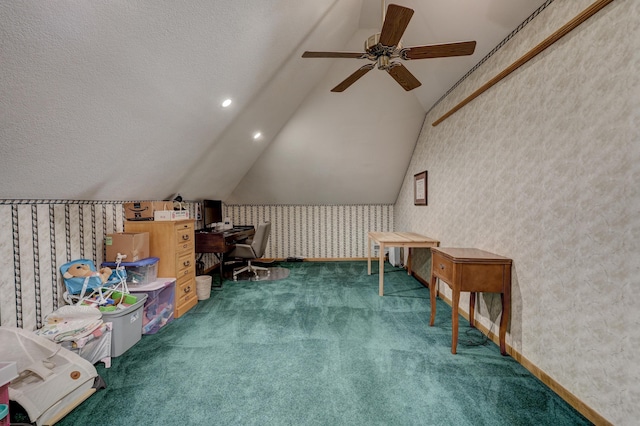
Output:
63,262,112,283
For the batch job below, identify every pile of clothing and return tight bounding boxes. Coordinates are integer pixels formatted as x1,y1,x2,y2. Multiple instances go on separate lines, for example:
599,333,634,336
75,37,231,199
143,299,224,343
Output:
35,305,112,368
35,306,103,343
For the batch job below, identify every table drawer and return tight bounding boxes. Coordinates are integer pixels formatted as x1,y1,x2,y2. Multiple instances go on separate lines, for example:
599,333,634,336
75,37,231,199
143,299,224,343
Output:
176,275,195,299
176,251,194,275
176,239,194,253
175,224,194,251
432,251,454,283
175,262,195,281
176,292,198,318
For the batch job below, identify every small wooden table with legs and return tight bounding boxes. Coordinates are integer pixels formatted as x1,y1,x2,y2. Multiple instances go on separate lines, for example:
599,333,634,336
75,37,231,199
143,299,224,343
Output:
367,232,439,296
429,247,512,355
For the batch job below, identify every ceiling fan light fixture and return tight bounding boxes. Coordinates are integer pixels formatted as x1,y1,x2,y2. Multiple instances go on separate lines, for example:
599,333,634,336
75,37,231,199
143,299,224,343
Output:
377,55,390,70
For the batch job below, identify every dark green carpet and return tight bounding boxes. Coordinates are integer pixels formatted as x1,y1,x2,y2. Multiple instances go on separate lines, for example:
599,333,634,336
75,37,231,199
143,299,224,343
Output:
58,261,590,425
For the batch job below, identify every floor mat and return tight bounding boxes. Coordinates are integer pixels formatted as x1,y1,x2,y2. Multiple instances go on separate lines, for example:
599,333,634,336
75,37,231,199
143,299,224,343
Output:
231,266,290,282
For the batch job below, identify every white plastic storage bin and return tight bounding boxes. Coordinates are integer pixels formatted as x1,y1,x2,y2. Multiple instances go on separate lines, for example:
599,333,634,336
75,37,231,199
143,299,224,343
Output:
100,293,147,357
129,279,176,335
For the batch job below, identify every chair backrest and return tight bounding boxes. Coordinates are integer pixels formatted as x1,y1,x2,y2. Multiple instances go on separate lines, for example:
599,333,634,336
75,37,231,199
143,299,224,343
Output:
251,222,271,258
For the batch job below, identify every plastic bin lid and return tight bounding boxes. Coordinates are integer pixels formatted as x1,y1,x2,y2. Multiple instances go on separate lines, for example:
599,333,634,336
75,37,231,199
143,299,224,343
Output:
0,403,8,419
128,278,176,292
102,257,159,267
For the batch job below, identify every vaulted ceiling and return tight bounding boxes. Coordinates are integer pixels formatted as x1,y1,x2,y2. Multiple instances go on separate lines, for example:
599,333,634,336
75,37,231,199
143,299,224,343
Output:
0,0,547,204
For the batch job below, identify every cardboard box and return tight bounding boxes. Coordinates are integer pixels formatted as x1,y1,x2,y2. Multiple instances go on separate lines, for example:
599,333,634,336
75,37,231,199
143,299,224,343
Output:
124,201,169,221
154,209,190,221
105,232,149,262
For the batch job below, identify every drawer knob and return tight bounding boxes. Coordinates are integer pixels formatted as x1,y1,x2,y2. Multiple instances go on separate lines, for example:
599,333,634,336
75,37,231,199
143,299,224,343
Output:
183,261,191,267
184,286,191,293
182,235,190,241
439,264,445,270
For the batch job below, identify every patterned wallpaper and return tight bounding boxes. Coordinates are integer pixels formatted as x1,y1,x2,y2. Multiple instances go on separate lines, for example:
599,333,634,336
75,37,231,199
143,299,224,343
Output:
394,1,638,425
225,204,393,259
0,201,126,331
0,200,392,331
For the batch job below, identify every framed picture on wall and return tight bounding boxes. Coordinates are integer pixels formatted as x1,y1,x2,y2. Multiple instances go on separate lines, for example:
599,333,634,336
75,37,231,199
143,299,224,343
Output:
414,171,427,205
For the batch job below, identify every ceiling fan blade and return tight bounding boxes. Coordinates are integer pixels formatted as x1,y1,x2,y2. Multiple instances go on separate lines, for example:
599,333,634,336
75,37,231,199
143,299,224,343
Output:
379,4,414,47
387,64,422,91
331,64,375,92
302,51,367,59
403,41,477,60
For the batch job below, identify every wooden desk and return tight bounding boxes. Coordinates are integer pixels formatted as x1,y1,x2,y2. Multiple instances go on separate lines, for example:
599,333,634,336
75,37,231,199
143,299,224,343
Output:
367,232,439,296
429,247,512,355
195,226,255,282
195,226,254,253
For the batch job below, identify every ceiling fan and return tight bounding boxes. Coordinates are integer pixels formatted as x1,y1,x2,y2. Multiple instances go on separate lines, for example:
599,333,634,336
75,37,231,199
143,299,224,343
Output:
302,2,477,92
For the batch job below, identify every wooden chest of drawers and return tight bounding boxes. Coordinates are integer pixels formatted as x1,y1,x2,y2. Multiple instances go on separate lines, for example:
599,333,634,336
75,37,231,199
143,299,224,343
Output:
125,219,198,318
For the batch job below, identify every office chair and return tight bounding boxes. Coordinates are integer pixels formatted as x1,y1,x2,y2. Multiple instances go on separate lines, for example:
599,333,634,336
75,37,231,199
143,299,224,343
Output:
229,221,271,281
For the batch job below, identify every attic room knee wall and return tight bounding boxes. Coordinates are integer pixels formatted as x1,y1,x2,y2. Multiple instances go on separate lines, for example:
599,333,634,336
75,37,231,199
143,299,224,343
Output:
225,204,394,260
0,200,394,329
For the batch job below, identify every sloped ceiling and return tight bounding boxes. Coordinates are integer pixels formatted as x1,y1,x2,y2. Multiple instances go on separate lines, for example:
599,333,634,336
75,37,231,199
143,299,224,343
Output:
0,0,547,204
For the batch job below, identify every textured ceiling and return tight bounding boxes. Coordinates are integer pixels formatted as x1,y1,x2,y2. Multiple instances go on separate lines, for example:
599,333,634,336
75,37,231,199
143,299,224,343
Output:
0,0,547,204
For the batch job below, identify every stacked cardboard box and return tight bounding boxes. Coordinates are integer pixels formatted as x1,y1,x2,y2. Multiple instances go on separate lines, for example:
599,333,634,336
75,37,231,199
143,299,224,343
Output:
104,232,149,262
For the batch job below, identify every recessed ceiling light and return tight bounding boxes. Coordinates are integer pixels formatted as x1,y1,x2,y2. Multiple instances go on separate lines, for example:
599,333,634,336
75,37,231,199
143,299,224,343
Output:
253,132,262,140
221,99,232,108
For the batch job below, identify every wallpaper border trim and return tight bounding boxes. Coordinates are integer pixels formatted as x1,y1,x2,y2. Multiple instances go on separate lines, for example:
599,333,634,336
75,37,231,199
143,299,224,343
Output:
0,199,128,205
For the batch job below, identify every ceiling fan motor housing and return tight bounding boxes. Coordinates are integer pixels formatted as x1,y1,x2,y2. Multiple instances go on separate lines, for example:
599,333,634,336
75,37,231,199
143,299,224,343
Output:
365,33,402,57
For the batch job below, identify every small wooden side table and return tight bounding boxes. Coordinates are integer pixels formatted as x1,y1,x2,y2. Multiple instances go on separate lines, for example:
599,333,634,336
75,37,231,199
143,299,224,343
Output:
367,232,439,296
429,247,512,355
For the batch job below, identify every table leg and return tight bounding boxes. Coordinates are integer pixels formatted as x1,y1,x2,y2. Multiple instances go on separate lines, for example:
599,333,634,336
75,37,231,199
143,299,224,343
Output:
500,292,509,356
378,243,385,296
469,292,476,328
429,274,437,326
451,289,460,354
499,265,511,356
217,253,224,287
407,247,412,275
367,236,372,275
